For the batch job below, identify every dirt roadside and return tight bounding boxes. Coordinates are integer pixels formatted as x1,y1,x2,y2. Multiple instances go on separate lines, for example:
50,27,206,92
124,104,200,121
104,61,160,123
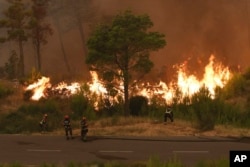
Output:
63,119,250,138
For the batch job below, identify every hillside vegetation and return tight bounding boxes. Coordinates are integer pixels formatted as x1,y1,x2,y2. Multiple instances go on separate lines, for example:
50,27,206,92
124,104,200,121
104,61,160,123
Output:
0,69,250,136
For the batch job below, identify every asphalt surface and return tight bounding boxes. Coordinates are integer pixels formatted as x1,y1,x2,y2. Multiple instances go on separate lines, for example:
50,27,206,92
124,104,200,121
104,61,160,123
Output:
0,134,250,166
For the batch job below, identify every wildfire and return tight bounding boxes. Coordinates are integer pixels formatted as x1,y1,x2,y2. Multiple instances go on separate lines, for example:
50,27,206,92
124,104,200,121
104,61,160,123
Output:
24,55,231,104
25,76,51,100
88,71,107,95
135,55,231,103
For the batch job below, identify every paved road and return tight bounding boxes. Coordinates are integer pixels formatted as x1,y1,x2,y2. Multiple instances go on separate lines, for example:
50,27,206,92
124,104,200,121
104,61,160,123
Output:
0,134,250,166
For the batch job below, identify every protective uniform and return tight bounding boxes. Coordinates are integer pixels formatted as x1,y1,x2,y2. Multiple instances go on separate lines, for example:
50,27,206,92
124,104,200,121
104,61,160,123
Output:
39,114,48,132
164,106,173,123
80,117,88,141
63,115,73,140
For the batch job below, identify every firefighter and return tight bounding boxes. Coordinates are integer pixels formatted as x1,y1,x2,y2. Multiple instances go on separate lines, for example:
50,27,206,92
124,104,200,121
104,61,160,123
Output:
39,114,48,133
63,115,73,140
80,116,88,141
164,106,173,123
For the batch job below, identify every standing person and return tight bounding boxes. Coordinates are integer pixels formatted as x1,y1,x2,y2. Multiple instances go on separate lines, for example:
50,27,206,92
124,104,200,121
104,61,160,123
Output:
39,114,48,133
164,106,173,123
80,117,88,141
63,115,73,140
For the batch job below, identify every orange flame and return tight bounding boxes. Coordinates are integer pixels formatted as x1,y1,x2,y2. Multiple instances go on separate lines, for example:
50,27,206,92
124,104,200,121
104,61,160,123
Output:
25,55,231,105
25,76,51,100
133,55,231,104
88,71,107,95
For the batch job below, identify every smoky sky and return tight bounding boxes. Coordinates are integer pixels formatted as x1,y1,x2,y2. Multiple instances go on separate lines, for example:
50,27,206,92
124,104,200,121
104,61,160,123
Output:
95,0,249,68
0,0,250,81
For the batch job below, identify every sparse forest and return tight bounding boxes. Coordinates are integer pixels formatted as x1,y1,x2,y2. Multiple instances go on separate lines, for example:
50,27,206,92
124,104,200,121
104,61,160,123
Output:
0,0,97,79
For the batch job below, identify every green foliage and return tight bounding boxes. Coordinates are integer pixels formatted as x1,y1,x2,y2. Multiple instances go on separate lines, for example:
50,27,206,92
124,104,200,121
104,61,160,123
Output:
173,102,193,121
129,96,148,116
86,10,166,115
97,98,124,117
0,0,53,76
4,50,19,79
147,95,166,119
146,155,162,167
28,0,53,71
242,67,250,80
39,163,57,167
0,99,62,133
0,0,29,42
223,73,247,98
0,83,13,99
195,157,229,167
0,0,30,76
70,93,89,119
0,157,230,167
146,155,183,167
191,87,217,131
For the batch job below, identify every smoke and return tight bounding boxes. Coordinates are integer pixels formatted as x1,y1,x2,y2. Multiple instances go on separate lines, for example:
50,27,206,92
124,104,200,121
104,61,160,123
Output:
0,0,249,81
94,0,250,74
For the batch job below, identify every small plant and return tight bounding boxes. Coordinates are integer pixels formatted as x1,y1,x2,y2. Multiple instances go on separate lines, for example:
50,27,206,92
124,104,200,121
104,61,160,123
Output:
129,96,148,116
191,87,217,131
4,50,19,79
70,93,89,119
0,83,13,99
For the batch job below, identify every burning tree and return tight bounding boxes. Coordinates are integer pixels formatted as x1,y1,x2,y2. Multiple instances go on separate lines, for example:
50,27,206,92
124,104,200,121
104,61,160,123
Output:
86,10,166,115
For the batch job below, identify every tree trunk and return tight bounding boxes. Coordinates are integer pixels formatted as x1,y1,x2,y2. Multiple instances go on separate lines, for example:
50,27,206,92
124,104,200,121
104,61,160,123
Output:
76,16,87,57
73,1,87,58
55,19,71,73
18,40,25,77
124,73,130,116
36,41,42,72
72,2,88,66
123,51,130,116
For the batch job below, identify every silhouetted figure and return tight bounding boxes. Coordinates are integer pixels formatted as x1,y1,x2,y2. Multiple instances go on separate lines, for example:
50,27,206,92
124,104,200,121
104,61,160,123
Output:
63,115,73,140
39,114,48,133
164,106,173,123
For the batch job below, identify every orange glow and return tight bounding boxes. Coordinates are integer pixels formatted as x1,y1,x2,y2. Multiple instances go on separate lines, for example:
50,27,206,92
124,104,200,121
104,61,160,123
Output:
25,55,231,104
25,76,51,100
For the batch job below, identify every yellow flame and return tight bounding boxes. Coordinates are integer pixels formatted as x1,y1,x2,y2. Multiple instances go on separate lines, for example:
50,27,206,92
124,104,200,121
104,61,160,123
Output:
133,55,231,103
25,76,51,100
88,71,107,95
25,55,231,105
